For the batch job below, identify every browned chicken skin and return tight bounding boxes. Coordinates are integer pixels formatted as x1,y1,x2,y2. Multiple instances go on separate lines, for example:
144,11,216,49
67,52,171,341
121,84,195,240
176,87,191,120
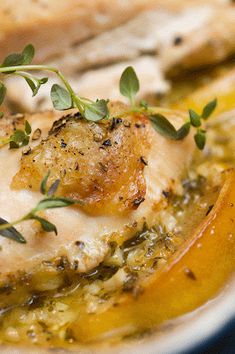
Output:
12,106,149,216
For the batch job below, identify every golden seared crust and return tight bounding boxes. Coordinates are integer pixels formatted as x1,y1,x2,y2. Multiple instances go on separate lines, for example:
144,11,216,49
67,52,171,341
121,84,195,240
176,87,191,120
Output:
12,107,150,216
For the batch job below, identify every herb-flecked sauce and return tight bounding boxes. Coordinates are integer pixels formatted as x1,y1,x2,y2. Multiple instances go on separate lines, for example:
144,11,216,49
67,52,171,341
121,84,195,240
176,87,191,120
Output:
0,110,234,349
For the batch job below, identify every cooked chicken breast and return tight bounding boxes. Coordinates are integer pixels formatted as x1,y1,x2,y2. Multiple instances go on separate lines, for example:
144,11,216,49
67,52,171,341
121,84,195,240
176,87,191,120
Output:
0,0,219,64
0,0,159,62
56,1,235,76
52,5,212,75
161,3,235,74
6,1,235,113
0,104,194,290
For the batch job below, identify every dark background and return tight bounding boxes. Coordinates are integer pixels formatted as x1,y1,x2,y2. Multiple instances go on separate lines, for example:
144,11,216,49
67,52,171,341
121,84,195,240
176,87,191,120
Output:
190,319,235,354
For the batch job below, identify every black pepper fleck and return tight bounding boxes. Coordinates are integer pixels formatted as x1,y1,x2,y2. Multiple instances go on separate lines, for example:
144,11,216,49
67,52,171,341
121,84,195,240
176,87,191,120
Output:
162,190,170,198
184,267,197,280
102,139,112,147
73,260,79,271
135,123,145,128
75,240,85,249
140,156,148,166
173,36,183,46
133,197,145,207
110,117,122,131
56,256,69,271
60,139,67,148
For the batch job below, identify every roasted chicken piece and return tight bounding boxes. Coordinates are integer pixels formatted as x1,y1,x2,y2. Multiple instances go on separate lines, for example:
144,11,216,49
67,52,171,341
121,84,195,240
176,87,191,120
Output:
0,103,194,289
12,103,149,216
8,2,235,113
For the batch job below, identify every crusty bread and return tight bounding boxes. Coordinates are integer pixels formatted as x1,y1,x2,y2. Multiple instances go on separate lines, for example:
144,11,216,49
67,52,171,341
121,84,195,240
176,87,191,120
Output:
0,0,159,62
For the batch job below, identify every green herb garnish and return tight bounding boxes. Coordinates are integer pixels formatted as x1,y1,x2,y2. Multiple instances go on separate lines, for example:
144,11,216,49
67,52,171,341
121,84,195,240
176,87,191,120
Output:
194,129,206,150
0,45,217,151
0,44,109,123
0,120,32,149
149,114,190,141
148,99,216,150
119,66,140,107
188,99,217,149
0,171,83,243
9,120,32,149
119,66,217,149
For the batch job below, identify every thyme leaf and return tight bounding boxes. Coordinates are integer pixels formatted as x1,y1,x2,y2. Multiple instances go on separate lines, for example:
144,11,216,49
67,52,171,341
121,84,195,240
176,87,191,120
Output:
176,122,191,140
0,173,84,243
40,170,50,195
24,120,32,135
24,76,48,97
22,44,35,65
119,66,139,106
194,129,206,150
189,109,201,127
9,120,32,149
1,53,24,69
28,215,58,235
0,217,26,243
33,197,76,212
84,99,109,122
50,84,73,110
0,82,6,105
150,114,178,140
47,179,60,197
1,44,34,70
201,98,217,120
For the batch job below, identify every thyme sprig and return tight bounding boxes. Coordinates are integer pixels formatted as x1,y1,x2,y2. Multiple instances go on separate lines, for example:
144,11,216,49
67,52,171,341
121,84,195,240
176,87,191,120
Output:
119,66,217,150
0,44,109,123
0,45,217,151
189,99,217,149
0,171,83,243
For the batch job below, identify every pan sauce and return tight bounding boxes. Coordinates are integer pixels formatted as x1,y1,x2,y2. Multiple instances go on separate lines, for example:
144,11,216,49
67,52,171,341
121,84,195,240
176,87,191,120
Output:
0,109,234,348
